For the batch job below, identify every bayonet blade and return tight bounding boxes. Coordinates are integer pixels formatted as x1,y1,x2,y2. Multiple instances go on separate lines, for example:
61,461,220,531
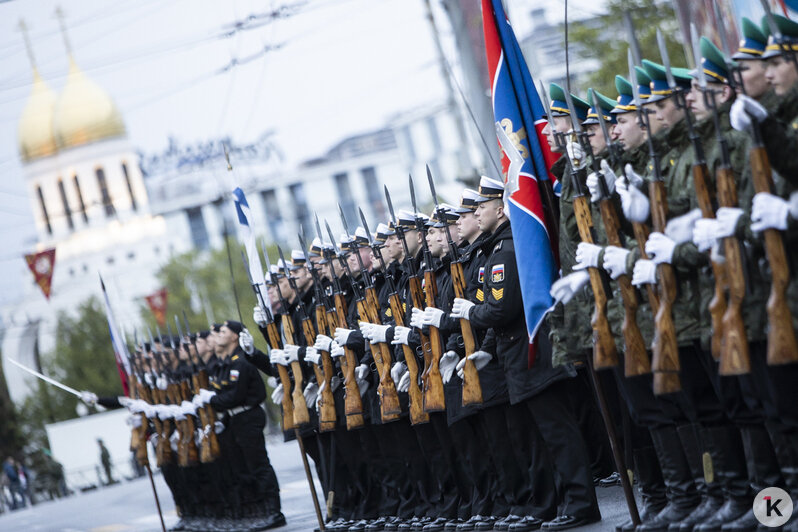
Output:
182,310,192,336
384,185,397,225
325,220,340,254
590,89,613,153
314,213,325,244
623,12,642,67
276,244,289,274
712,1,733,62
562,88,582,134
691,23,706,89
628,48,642,108
358,208,374,244
175,315,184,343
338,203,352,239
166,321,176,350
657,27,677,90
426,165,439,206
409,174,419,214
298,231,312,265
760,0,783,43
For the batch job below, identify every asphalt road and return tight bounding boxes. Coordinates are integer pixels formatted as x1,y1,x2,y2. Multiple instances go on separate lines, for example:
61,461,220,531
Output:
0,437,633,531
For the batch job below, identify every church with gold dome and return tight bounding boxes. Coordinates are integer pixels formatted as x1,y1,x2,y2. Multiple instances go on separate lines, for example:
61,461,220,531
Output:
3,20,177,403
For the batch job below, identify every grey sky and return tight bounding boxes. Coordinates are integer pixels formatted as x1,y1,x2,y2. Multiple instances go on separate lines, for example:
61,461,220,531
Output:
0,0,602,305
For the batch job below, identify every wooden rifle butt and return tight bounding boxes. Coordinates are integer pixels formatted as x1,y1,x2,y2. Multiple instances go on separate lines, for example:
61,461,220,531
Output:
653,371,681,395
276,365,296,431
290,360,311,426
615,275,650,376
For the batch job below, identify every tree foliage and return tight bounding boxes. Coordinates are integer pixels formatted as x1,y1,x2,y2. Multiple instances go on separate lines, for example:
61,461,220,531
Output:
0,350,25,459
567,0,686,97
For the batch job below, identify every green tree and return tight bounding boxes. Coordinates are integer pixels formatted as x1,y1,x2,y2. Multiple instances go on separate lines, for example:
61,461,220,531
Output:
567,0,686,97
0,347,25,458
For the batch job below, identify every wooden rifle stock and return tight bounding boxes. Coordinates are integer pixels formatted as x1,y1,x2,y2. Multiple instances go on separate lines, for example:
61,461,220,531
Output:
632,222,660,315
331,293,365,429
130,376,150,467
357,293,400,422
749,146,798,365
179,379,199,466
264,320,296,431
572,196,618,368
154,385,173,465
389,292,428,425
598,199,650,376
449,261,483,404
313,304,337,432
692,163,728,361
715,166,750,375
422,270,446,412
282,316,310,426
648,180,681,395
193,369,220,462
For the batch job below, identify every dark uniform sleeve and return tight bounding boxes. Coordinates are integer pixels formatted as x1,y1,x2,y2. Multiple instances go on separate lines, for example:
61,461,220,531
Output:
209,356,265,410
244,347,275,377
468,245,523,331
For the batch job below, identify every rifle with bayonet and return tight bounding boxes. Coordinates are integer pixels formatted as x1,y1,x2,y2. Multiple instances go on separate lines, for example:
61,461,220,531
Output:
247,247,297,431
582,88,649,376
382,191,429,424
298,231,337,432
658,27,728,361
338,206,401,422
727,2,798,366
408,176,446,412
425,167,484,404
558,85,619,370
690,25,750,375
168,322,199,466
627,49,681,395
324,220,366,429
147,327,174,465
128,338,151,466
275,245,312,427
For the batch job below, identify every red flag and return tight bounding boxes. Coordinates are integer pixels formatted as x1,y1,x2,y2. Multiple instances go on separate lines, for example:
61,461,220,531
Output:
25,248,56,300
145,288,168,327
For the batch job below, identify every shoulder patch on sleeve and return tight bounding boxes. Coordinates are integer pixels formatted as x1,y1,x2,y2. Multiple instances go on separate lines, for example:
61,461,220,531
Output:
491,264,505,283
492,287,504,300
478,266,485,284
230,369,240,382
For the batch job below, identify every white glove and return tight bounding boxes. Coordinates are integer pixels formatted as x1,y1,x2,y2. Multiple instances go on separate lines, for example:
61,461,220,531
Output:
157,376,168,390
304,347,321,365
303,382,318,406
355,364,369,381
283,344,300,363
391,362,407,384
156,405,172,420
143,405,157,419
314,334,333,352
368,324,390,344
713,207,743,239
391,326,411,346
622,163,645,189
665,208,702,244
129,399,148,414
330,341,344,359
616,170,650,223
80,391,98,405
270,383,284,405
645,232,677,264
238,329,254,355
632,259,658,287
456,351,493,379
214,421,225,434
334,327,355,346
253,305,268,327
586,159,616,202
574,242,602,270
198,388,216,403
397,372,411,393
603,246,631,280
422,307,446,328
127,415,142,428
144,373,154,387
270,349,288,366
751,192,790,232
171,404,186,421
180,400,197,416
118,396,134,408
566,139,587,170
730,94,768,133
410,307,425,329
693,218,719,252
440,351,459,384
192,394,204,408
450,298,475,320
550,270,590,305
358,321,375,341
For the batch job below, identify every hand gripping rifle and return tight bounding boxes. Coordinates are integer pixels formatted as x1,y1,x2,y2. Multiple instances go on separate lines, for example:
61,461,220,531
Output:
276,245,312,427
298,231,337,432
559,85,619,370
323,219,366,429
581,88,649,375
658,28,728,362
180,311,221,462
426,167,484,404
382,190,429,424
168,321,199,467
720,4,798,366
408,175,446,412
628,49,682,395
251,245,298,432
338,205,401,422
690,25,750,375
359,207,430,426
147,326,174,466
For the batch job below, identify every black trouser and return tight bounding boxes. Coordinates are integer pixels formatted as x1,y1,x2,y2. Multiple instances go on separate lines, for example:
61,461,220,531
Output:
447,415,493,519
227,406,280,509
516,379,600,520
571,365,616,479
390,419,432,518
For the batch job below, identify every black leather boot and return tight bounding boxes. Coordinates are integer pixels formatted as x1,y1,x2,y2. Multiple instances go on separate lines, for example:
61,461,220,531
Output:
694,425,752,532
636,425,699,532
616,446,667,532
674,424,724,532
767,425,798,532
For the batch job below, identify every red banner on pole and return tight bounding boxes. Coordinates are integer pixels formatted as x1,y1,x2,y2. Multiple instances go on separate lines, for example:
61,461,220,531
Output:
25,248,56,300
145,288,168,327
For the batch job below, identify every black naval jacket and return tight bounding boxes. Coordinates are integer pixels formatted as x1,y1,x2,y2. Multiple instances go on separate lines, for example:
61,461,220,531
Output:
468,220,573,405
209,346,267,411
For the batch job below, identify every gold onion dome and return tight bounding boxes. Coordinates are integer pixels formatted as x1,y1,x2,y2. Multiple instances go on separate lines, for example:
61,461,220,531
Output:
53,57,126,151
18,69,58,162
